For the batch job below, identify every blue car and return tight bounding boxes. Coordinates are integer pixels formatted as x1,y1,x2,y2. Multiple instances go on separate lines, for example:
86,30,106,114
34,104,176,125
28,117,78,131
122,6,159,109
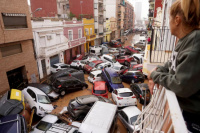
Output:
120,71,145,83
0,114,28,133
101,68,124,92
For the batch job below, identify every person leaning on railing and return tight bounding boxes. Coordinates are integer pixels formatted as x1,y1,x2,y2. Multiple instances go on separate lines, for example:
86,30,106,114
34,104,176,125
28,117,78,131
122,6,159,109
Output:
148,0,200,132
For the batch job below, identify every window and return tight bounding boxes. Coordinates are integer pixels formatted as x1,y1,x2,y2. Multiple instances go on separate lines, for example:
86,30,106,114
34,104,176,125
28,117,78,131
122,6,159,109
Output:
94,17,98,22
27,89,36,100
68,30,73,41
94,3,98,9
95,29,98,33
78,29,82,38
1,43,22,57
85,29,89,35
2,13,27,29
90,28,93,35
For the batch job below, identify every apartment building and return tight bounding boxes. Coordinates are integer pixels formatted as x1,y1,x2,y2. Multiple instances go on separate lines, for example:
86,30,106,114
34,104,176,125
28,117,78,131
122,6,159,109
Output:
124,0,134,31
0,0,39,94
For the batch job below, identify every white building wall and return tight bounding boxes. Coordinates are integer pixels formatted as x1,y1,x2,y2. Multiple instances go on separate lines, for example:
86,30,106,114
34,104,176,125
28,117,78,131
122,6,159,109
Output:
105,0,116,19
32,20,69,79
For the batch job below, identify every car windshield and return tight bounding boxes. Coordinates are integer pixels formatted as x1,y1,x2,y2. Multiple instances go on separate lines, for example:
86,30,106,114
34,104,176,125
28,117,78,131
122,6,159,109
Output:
36,121,52,131
130,115,140,125
52,65,57,68
37,95,51,104
94,90,106,94
89,62,96,67
41,86,52,94
111,76,122,84
119,92,133,97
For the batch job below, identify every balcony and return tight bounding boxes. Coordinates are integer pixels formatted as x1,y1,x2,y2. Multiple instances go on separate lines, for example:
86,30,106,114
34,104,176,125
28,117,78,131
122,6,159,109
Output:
86,34,96,41
68,37,86,49
98,0,103,3
118,11,121,14
99,32,103,36
118,18,121,21
133,86,187,133
99,20,103,25
39,42,69,58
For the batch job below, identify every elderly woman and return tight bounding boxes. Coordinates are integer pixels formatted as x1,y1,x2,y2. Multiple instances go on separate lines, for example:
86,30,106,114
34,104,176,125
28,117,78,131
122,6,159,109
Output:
148,0,200,132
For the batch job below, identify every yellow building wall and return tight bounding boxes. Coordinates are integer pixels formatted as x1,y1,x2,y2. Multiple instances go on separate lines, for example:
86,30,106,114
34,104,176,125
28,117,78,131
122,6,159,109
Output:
83,18,96,52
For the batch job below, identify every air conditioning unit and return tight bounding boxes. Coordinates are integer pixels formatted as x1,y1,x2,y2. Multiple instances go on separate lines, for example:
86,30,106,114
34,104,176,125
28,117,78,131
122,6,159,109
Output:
47,35,52,40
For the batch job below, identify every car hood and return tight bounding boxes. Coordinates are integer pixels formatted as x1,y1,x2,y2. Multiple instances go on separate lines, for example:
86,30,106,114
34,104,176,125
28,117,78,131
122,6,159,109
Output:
48,91,59,98
111,83,124,89
38,103,54,112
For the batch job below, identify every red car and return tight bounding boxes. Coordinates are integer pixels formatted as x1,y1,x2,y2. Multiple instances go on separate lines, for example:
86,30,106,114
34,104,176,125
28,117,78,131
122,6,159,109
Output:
116,55,134,66
109,40,122,48
125,46,140,54
83,60,103,73
92,81,108,98
130,64,143,72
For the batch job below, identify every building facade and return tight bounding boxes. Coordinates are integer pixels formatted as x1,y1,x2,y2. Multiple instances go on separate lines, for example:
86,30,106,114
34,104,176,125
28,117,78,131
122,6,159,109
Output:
30,0,58,17
83,18,96,53
117,0,126,40
0,0,39,94
32,20,69,79
110,17,117,40
57,0,70,18
124,0,134,31
64,19,86,63
103,19,112,42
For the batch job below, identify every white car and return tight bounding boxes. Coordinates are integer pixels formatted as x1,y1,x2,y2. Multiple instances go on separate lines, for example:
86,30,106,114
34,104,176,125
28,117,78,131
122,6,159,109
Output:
70,60,88,69
31,114,59,133
89,46,102,56
131,54,144,64
22,87,54,117
109,48,119,54
112,64,128,74
91,62,112,71
82,55,101,62
50,63,70,73
88,70,103,83
112,88,137,107
118,106,141,133
100,54,120,66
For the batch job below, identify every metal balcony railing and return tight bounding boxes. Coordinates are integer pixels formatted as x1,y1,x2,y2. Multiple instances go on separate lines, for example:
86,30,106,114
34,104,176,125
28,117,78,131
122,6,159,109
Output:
149,27,176,63
133,86,188,133
99,32,103,36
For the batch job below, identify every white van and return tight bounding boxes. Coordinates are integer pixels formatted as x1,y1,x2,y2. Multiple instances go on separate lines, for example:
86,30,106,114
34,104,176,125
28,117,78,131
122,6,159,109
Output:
139,36,146,45
78,101,117,133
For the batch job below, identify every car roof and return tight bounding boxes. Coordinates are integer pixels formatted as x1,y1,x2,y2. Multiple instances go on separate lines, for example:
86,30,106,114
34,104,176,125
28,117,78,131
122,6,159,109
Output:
56,76,77,82
94,81,106,90
116,88,132,93
76,95,99,105
27,83,50,89
127,71,142,73
122,106,141,118
26,86,47,95
104,68,118,76
91,70,102,75
54,63,66,66
92,60,103,64
41,114,58,123
102,54,113,59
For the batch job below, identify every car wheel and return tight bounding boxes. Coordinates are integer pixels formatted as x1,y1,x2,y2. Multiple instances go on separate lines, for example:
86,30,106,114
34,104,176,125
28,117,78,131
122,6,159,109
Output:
124,61,129,66
141,80,144,83
82,86,87,90
60,90,66,96
131,80,135,83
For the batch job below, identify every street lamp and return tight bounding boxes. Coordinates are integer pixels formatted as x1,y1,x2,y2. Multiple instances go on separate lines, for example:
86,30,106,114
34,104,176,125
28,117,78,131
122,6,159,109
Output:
31,8,42,17
80,1,83,19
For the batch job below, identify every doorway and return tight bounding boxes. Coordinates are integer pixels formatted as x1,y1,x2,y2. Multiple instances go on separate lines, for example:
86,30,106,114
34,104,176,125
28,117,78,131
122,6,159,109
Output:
41,59,47,78
7,66,28,89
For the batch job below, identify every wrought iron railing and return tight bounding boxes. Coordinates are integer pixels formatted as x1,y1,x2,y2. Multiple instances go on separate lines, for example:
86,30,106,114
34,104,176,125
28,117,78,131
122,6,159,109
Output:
133,86,188,133
150,27,176,63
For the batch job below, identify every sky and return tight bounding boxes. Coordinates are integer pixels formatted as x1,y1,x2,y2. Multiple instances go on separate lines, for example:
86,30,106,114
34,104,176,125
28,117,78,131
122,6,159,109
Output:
127,0,149,20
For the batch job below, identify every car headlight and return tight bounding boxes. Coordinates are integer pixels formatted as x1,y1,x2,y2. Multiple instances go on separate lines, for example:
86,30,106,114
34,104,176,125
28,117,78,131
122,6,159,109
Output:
39,106,45,111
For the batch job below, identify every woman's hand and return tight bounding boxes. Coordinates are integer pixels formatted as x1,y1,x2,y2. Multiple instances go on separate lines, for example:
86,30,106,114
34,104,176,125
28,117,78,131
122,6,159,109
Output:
148,79,160,94
148,67,157,80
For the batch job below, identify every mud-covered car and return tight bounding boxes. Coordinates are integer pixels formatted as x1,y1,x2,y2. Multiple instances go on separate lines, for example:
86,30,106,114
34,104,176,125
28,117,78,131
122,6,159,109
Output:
67,95,112,120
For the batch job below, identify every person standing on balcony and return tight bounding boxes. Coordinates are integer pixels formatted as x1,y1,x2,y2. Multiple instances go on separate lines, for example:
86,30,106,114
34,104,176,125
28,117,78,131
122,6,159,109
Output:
148,0,200,132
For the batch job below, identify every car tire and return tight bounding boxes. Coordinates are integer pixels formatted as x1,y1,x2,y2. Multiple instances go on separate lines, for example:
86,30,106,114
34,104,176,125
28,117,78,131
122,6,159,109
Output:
60,90,66,96
108,86,112,92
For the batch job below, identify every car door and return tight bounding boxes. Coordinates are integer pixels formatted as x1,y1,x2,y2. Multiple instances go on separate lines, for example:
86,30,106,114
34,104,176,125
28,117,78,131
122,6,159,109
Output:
74,81,83,90
119,111,129,129
26,89,37,108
